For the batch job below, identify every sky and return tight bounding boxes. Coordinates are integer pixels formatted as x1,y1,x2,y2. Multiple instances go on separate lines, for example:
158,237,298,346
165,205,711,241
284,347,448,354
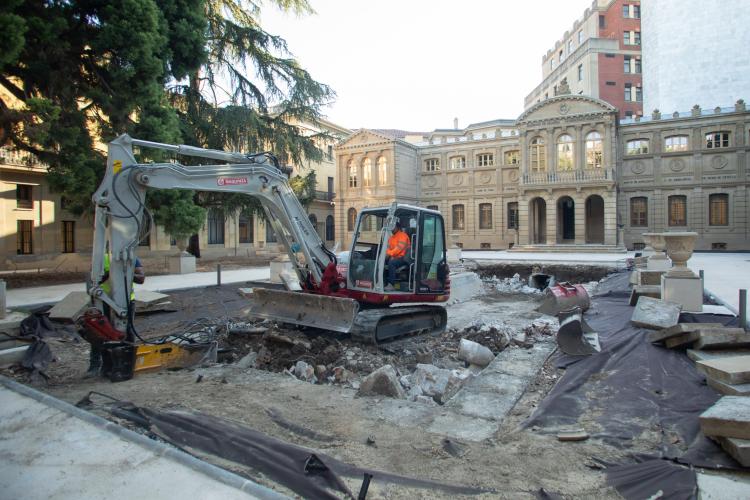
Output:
260,0,593,132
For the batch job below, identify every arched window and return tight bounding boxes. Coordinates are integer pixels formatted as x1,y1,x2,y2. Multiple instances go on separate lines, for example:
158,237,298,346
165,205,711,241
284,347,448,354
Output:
585,131,603,169
347,208,357,232
325,215,335,241
348,160,357,188
664,135,688,152
452,204,465,230
630,197,647,227
529,137,546,172
504,150,519,165
208,208,225,244
557,134,574,171
668,195,687,226
308,213,318,231
362,158,372,187
377,156,387,185
709,194,728,226
479,203,492,229
239,212,253,243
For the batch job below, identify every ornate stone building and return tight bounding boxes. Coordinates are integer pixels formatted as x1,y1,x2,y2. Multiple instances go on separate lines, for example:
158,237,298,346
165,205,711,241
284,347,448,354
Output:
336,95,749,252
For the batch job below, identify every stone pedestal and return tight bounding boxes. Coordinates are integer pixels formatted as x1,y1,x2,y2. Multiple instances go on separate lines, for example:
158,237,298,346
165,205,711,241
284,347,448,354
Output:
168,254,196,274
270,254,294,284
638,269,666,286
645,233,672,271
447,247,462,263
662,275,703,313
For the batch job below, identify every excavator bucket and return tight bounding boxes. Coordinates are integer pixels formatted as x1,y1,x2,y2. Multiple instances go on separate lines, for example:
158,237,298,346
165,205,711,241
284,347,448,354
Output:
556,307,601,356
246,288,360,333
537,282,591,316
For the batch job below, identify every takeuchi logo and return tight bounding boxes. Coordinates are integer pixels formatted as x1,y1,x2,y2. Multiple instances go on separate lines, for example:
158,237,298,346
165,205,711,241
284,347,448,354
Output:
218,177,248,186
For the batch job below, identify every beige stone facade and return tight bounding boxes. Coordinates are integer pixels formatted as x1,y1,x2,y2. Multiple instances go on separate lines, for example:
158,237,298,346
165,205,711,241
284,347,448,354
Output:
336,95,750,252
0,118,350,271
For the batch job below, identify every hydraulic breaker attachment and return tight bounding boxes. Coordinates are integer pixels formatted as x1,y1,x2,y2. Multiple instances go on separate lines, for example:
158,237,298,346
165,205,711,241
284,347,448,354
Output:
538,282,591,316
556,307,601,356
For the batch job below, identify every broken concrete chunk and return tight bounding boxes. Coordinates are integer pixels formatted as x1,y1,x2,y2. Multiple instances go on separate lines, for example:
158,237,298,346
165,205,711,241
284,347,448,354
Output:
357,365,405,399
293,360,316,382
696,356,750,385
236,352,257,369
48,291,90,322
458,338,495,368
333,366,352,383
699,396,750,440
715,436,750,467
694,328,750,350
414,364,472,404
414,395,438,406
556,429,590,442
648,323,725,344
631,296,681,330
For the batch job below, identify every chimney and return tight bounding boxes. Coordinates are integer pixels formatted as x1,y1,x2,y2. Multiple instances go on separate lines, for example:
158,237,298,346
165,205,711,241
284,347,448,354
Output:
453,117,458,130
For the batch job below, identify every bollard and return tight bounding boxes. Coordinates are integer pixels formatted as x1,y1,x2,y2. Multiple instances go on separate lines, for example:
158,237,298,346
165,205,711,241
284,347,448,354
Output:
0,279,6,319
740,289,748,332
217,264,222,287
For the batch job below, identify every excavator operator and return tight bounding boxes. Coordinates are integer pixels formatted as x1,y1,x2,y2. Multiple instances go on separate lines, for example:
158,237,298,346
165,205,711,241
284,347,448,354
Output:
384,221,411,291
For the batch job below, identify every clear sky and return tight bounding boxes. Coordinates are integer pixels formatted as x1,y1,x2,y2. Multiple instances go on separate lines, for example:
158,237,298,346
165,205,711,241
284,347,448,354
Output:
260,0,593,132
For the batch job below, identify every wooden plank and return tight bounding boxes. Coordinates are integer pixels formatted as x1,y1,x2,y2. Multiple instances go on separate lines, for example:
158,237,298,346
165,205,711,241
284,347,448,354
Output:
716,436,750,467
694,328,750,350
700,396,750,440
48,291,91,322
648,322,724,343
696,356,750,385
707,377,750,396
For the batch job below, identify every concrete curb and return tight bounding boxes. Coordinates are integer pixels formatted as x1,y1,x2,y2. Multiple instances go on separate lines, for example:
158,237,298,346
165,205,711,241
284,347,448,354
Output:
0,375,287,500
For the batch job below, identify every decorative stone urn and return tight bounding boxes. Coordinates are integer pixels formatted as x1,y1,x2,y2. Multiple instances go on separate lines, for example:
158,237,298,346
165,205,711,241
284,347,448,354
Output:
644,232,671,270
641,233,655,257
662,232,698,278
168,236,196,274
175,236,190,256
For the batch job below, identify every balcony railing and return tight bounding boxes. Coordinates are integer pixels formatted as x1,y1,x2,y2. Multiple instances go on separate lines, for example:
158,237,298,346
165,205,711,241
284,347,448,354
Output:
522,168,614,185
314,190,335,201
0,147,46,168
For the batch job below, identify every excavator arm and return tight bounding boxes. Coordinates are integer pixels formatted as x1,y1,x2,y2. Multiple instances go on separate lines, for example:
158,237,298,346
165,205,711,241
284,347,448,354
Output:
90,134,335,332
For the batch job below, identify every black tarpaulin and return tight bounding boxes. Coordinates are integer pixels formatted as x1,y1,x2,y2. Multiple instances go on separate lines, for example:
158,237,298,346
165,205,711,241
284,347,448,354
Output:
523,271,747,498
117,406,493,499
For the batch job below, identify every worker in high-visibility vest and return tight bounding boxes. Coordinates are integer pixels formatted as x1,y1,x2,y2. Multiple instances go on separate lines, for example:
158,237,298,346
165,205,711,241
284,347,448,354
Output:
384,221,411,291
85,254,145,377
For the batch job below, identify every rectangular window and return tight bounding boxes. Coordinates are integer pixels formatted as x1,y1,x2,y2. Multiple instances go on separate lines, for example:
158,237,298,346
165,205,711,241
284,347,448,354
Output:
578,64,583,81
239,213,253,243
622,4,629,17
477,153,494,167
606,81,616,86
449,156,466,170
504,150,519,165
624,55,631,73
62,221,75,253
479,203,492,230
626,139,649,155
16,184,33,209
706,131,730,149
265,221,277,243
709,194,728,226
567,40,572,54
634,5,640,18
327,145,333,160
208,209,225,244
630,197,648,227
599,15,605,28
634,31,641,45
578,30,583,44
634,57,641,73
635,86,642,102
425,159,440,172
623,31,630,44
426,205,439,211
668,195,687,226
17,220,33,254
451,204,465,231
507,202,519,230
665,135,689,152
624,83,632,101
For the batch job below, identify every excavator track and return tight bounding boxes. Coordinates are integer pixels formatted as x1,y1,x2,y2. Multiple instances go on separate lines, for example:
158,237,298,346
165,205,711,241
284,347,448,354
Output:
246,288,447,344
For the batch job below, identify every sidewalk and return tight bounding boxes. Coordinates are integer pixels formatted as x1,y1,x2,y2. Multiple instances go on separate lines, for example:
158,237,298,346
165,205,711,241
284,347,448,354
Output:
6,266,271,309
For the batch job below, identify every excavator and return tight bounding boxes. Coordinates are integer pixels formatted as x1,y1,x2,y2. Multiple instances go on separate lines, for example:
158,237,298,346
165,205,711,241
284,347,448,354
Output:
84,135,450,373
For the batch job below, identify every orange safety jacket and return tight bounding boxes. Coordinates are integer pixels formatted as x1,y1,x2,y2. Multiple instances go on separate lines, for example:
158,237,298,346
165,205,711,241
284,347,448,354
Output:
386,230,411,259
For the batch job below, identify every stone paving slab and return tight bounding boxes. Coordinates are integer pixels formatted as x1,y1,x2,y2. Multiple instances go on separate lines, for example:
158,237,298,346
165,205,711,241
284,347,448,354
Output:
48,291,90,322
700,396,750,440
716,436,750,467
707,378,750,396
696,356,750,385
687,349,750,363
629,285,661,306
648,323,724,344
631,296,681,330
694,329,750,350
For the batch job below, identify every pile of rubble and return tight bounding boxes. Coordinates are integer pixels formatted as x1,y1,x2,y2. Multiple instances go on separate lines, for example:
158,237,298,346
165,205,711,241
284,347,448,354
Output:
486,273,544,295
